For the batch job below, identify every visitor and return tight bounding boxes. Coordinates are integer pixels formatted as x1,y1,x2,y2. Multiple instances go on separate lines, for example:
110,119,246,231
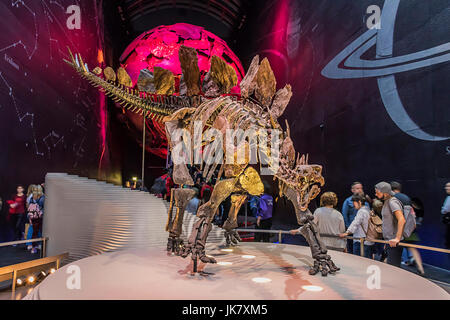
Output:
151,169,174,200
339,193,374,258
164,169,174,201
248,195,260,217
305,192,346,252
6,185,27,242
375,181,406,268
441,182,450,249
200,180,213,200
194,175,203,192
391,182,424,275
341,182,370,253
255,183,273,243
134,180,148,192
371,199,386,261
27,185,45,254
186,187,201,214
25,184,37,250
202,187,212,204
391,181,411,205
193,167,203,185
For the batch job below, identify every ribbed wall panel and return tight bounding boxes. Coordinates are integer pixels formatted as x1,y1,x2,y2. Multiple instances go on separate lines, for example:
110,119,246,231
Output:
44,173,225,263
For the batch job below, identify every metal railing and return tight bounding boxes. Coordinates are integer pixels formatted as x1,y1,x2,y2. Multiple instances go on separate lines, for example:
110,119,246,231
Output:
235,228,450,256
0,237,48,258
0,252,68,300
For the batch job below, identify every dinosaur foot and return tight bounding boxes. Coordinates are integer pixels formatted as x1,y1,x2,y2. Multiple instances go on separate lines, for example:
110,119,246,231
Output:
309,255,339,276
181,243,217,264
167,237,185,255
224,230,242,246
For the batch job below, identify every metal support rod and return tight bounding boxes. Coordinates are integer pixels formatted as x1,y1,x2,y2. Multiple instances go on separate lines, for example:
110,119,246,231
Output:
141,114,146,184
11,270,17,300
244,202,248,228
360,238,365,257
278,231,282,243
42,238,47,258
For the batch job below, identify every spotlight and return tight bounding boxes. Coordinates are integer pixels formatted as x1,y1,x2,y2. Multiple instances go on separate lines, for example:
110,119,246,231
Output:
217,262,233,266
41,271,46,277
50,268,56,274
220,248,233,252
302,285,323,292
16,278,23,286
27,276,35,284
132,177,137,181
252,277,272,283
242,255,255,259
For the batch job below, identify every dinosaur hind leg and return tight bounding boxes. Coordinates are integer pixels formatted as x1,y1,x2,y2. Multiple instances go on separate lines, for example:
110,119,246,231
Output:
166,188,196,255
181,178,236,265
181,213,216,263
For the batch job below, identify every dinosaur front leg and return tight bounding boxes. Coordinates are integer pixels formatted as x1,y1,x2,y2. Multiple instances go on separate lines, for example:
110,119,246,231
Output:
297,214,340,276
222,194,246,246
283,186,339,276
166,188,196,255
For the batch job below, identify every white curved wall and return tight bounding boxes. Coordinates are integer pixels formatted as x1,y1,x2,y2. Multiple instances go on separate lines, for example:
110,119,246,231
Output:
44,173,224,262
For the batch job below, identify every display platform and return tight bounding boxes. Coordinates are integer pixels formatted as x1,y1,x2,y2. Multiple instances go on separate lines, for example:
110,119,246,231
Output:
24,242,449,300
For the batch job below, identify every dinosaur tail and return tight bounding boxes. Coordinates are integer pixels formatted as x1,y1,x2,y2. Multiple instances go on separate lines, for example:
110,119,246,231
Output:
63,47,184,122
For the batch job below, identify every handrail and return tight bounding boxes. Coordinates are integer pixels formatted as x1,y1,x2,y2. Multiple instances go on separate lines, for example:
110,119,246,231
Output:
0,237,48,258
0,252,69,275
235,228,450,254
0,237,48,248
0,252,69,299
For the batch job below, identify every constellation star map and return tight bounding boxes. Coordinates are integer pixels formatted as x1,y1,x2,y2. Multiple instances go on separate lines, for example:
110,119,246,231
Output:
0,0,104,175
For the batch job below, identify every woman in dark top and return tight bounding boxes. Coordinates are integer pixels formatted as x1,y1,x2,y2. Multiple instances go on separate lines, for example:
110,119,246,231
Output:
28,185,45,253
7,185,27,241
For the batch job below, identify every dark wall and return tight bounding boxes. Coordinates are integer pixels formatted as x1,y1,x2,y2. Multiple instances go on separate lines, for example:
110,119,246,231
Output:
0,0,116,235
236,0,450,268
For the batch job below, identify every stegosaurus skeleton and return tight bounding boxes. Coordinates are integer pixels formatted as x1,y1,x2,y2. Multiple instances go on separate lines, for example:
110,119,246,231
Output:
64,46,339,276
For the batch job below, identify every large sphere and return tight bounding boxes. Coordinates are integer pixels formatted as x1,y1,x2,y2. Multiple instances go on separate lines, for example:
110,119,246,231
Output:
116,23,245,160
119,23,245,94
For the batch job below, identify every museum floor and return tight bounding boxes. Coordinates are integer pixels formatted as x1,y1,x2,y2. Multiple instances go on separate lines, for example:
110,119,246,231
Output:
17,242,448,300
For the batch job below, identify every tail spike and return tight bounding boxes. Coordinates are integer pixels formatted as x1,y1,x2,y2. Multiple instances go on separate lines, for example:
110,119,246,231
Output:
285,119,291,138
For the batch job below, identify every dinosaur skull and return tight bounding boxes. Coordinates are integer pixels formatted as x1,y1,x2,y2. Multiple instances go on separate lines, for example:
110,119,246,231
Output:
275,135,325,211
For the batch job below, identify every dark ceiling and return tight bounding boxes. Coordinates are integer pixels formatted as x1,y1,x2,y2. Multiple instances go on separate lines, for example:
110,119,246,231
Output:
109,0,251,43
121,0,245,29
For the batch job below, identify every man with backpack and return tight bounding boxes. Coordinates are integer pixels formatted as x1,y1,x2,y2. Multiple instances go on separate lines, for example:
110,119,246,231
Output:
375,181,413,267
391,181,424,275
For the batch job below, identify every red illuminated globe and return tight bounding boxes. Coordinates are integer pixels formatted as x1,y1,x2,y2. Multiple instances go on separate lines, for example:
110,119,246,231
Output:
119,23,245,94
117,23,245,159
